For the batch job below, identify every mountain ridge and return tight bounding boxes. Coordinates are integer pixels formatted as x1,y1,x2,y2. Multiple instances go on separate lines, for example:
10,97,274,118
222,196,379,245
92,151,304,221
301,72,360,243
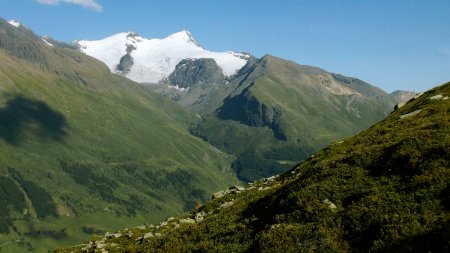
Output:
1,18,423,251
185,54,405,181
0,17,239,251
4,19,414,184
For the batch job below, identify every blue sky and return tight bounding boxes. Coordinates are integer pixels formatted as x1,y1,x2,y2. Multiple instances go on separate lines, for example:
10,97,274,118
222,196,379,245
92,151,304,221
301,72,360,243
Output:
1,0,449,92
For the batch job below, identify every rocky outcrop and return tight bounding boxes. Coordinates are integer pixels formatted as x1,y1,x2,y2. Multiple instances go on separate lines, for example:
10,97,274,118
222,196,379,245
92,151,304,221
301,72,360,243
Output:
115,38,137,75
167,58,225,88
212,185,246,199
116,53,134,75
217,87,286,140
399,109,422,119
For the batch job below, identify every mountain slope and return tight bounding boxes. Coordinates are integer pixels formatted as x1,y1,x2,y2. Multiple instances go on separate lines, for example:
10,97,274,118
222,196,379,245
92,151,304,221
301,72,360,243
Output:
75,31,250,83
74,30,411,183
59,81,450,252
189,55,400,181
390,90,417,104
0,18,239,251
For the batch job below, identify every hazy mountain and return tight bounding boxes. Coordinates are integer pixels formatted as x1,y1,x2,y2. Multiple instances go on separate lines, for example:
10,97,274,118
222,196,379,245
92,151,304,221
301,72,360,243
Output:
390,90,417,104
0,18,239,251
59,81,450,252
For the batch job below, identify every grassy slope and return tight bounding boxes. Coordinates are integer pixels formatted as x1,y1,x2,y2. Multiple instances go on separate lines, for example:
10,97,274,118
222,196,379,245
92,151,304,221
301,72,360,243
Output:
0,21,238,251
192,55,395,182
62,81,450,252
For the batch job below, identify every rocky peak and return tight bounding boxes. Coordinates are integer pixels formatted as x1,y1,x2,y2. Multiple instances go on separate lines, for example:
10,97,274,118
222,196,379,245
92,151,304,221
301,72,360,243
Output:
127,32,139,38
167,58,225,88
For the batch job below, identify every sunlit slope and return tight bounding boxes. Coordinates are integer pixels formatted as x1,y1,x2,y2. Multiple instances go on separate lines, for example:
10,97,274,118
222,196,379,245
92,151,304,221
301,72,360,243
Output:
192,55,397,181
60,81,449,252
0,18,238,251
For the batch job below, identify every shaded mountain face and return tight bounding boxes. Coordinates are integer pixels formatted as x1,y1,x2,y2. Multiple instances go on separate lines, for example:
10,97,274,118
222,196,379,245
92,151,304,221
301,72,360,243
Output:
167,58,225,88
0,18,238,252
59,81,450,253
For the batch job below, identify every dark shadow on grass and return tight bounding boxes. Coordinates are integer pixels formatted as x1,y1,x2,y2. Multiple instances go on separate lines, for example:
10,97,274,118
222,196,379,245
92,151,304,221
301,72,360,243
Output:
0,95,68,145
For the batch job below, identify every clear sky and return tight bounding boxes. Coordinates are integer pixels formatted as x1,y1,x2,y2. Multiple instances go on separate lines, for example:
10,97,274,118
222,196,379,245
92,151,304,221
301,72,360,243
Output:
1,0,449,92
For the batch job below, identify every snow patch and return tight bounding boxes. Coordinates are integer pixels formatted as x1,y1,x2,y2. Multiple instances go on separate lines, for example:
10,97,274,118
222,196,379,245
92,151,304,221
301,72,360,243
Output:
75,31,249,83
75,32,130,72
42,36,54,47
8,20,21,28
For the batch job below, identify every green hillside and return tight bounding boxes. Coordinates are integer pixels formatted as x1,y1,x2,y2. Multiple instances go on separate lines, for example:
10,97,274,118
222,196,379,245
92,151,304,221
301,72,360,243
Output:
187,55,399,181
60,81,450,252
0,19,238,251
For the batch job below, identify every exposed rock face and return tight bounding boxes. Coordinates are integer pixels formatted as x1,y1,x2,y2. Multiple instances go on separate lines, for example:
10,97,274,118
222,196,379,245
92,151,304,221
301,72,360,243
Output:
331,73,392,102
116,53,134,75
168,58,225,88
217,86,286,140
114,38,138,75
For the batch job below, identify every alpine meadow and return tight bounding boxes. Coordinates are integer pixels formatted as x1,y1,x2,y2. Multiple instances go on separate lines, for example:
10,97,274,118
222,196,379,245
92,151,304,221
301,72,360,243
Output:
0,1,449,252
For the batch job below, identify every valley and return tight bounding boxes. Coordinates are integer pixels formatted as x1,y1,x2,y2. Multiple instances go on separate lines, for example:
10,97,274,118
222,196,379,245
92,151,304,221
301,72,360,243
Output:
77,32,415,182
0,18,238,252
0,6,442,251
59,81,450,252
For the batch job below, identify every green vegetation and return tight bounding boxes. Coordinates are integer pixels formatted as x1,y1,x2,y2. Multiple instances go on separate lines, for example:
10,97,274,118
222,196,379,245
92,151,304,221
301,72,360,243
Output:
0,94,68,145
0,18,239,251
59,160,120,204
9,168,58,219
0,175,26,233
59,82,450,252
231,150,293,180
186,55,398,182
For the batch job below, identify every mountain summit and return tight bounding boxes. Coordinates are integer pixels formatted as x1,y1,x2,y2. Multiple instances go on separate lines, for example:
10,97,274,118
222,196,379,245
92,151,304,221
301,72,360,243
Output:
75,31,250,83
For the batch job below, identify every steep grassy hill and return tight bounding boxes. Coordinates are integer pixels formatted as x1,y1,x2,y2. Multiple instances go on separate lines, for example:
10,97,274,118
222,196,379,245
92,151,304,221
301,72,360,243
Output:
60,81,450,252
187,55,400,181
0,19,239,251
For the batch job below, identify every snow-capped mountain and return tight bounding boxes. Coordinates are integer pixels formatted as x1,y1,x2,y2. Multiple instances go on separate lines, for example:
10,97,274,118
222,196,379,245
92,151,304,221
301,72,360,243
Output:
75,30,250,83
